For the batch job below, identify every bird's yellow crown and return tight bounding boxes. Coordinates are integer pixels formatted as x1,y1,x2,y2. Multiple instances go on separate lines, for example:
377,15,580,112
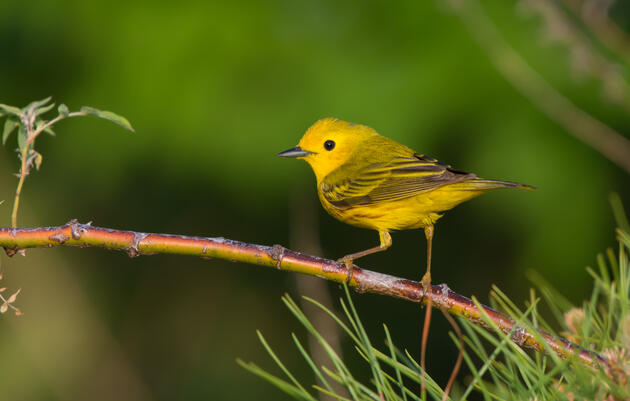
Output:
296,118,379,182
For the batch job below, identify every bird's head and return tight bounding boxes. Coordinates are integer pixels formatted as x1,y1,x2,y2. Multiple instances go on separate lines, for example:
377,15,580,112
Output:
277,118,378,182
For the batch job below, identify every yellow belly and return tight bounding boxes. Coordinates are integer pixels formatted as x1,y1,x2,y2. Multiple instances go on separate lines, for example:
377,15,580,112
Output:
319,186,486,232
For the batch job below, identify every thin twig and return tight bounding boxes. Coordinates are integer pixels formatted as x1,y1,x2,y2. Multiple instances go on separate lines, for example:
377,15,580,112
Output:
519,0,630,113
0,219,607,370
26,111,84,146
420,297,432,399
559,0,630,68
11,146,29,228
448,0,630,175
440,309,464,401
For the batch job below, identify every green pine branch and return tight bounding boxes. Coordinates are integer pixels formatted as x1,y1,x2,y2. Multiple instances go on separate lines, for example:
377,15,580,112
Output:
241,214,630,400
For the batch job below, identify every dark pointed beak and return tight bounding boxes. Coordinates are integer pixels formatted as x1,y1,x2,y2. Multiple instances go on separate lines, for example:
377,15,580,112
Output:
277,146,315,158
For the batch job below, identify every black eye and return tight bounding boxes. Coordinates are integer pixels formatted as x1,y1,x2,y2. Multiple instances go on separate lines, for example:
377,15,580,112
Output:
324,140,335,151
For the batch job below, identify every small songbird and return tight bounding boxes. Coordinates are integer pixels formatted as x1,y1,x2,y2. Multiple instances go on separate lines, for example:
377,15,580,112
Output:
278,118,533,287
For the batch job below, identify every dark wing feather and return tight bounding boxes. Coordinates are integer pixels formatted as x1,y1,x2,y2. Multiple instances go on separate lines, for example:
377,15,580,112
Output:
321,153,474,209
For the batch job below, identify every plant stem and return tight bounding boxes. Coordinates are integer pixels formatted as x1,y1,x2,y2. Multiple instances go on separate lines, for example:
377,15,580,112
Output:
11,147,29,228
25,111,82,147
11,111,81,227
0,219,608,369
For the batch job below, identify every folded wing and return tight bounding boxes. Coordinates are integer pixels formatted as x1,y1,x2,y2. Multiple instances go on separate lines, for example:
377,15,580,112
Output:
321,153,476,209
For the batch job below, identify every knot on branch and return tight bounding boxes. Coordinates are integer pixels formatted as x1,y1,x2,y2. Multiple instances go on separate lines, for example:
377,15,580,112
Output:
435,283,451,300
126,232,148,258
511,325,528,345
3,247,18,257
49,232,69,244
67,218,90,240
268,244,286,269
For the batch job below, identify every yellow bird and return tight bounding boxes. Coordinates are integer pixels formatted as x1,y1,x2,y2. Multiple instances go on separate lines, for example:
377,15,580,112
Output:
278,118,533,287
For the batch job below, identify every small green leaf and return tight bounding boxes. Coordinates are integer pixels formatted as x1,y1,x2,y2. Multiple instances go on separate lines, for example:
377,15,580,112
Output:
80,106,135,132
2,118,19,145
17,125,28,152
34,102,55,117
44,126,56,137
58,104,69,117
33,151,43,170
0,104,22,117
24,96,52,112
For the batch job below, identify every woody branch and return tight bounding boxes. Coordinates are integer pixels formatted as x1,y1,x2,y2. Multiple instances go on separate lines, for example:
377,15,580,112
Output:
0,219,606,369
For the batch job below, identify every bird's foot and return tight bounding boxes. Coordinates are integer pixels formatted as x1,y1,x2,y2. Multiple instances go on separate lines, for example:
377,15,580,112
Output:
337,258,354,284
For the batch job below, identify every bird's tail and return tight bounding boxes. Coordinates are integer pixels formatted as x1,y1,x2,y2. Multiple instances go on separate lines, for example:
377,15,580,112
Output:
454,178,536,191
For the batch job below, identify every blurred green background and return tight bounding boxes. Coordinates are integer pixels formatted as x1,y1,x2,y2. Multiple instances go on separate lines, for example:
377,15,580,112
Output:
1,0,629,400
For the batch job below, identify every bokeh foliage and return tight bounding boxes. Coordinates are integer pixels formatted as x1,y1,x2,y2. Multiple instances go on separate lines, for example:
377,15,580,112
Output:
0,0,628,400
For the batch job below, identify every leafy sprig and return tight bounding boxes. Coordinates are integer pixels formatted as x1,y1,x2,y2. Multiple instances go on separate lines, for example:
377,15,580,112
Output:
0,97,133,227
